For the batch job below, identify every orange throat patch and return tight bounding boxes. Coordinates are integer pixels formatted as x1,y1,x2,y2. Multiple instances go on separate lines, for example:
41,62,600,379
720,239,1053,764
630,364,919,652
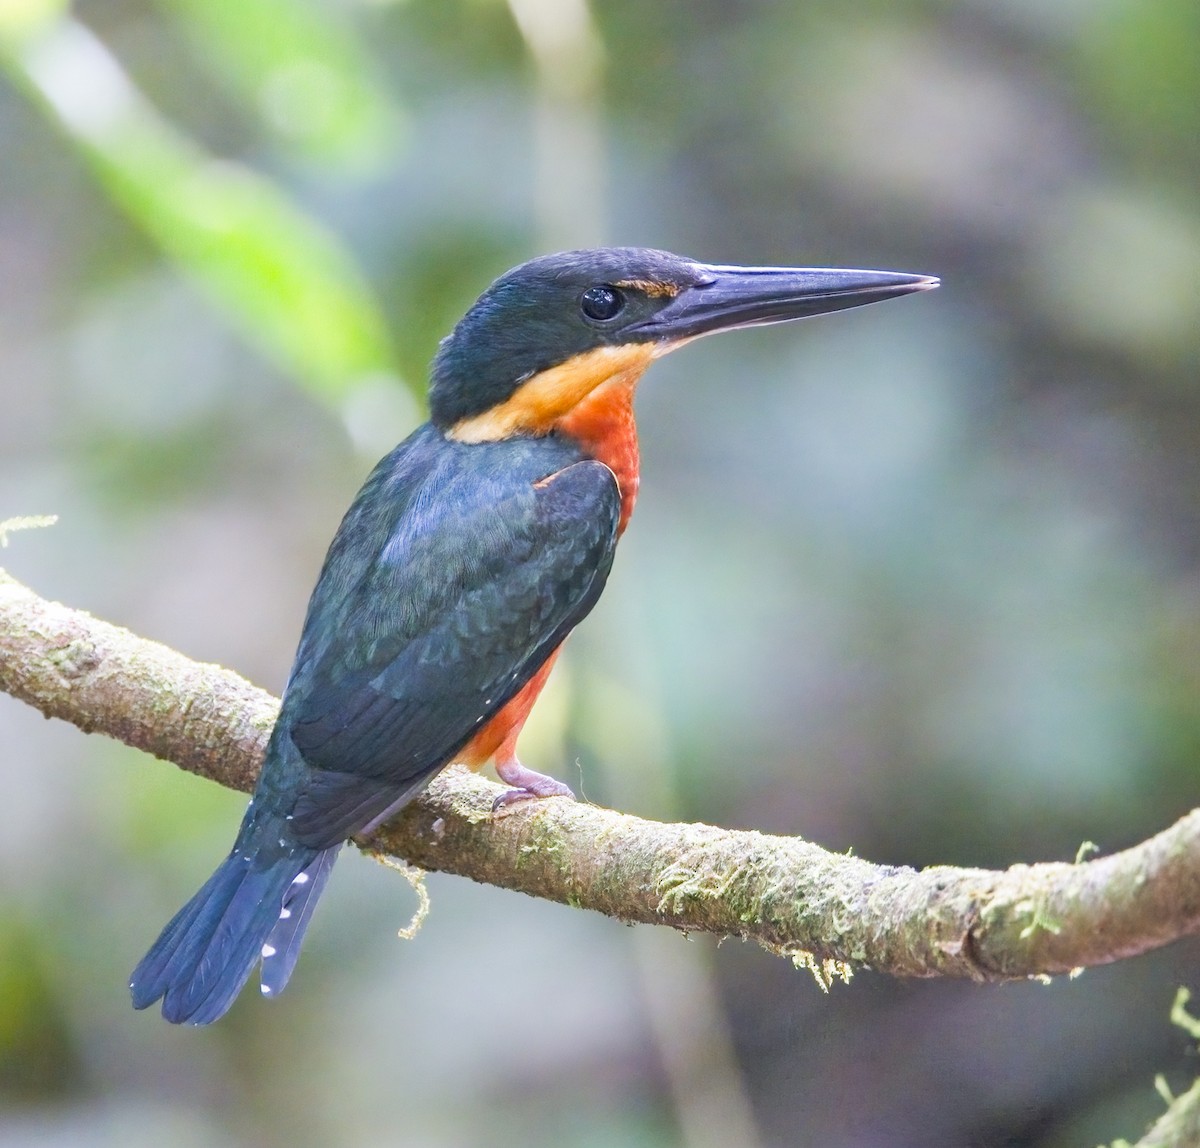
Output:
557,375,641,533
448,343,657,532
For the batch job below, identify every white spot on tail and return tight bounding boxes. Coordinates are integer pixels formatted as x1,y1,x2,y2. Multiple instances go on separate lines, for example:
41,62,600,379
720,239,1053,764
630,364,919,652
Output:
261,984,273,995
262,943,277,958
279,907,292,919
292,872,309,886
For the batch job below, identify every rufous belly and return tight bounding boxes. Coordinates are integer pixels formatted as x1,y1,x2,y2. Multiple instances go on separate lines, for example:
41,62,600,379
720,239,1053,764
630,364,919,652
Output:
458,646,563,767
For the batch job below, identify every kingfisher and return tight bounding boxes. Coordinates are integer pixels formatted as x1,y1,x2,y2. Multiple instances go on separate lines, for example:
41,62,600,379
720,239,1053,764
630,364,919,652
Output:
130,247,937,1024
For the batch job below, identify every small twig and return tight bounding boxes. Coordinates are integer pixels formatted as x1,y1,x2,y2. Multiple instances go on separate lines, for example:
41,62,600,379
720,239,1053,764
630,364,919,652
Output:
0,514,58,547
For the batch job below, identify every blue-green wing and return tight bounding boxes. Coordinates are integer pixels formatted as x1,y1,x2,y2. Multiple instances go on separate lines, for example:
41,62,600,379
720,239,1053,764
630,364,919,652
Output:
282,456,619,847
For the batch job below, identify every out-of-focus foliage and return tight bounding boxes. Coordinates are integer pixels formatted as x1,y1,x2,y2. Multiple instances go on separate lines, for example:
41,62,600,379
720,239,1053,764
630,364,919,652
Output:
2,1,1200,1146
159,0,400,167
0,0,401,405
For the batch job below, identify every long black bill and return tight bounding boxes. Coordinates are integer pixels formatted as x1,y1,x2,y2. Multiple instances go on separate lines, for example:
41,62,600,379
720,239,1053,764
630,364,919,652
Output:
633,264,939,342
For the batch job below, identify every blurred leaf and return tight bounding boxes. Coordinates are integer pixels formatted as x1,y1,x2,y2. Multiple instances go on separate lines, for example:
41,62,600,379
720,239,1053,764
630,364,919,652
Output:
113,744,245,863
1028,186,1200,365
158,0,402,167
0,0,64,43
0,914,80,1098
1080,0,1200,173
0,14,403,405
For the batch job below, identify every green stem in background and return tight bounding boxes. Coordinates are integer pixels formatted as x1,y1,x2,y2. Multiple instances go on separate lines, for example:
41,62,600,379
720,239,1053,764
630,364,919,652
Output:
0,3,408,406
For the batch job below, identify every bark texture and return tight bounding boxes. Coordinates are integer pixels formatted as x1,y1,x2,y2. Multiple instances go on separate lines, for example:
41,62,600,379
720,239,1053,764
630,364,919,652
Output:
3,568,1200,983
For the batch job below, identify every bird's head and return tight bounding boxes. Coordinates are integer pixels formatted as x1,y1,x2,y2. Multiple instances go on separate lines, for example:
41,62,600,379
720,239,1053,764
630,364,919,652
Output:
430,247,937,440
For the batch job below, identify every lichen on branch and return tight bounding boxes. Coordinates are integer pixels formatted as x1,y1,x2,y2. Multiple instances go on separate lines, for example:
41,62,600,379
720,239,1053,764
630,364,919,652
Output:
3,568,1200,984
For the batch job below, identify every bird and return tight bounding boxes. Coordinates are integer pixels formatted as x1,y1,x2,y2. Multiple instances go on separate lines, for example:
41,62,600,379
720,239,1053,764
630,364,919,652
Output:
129,246,937,1024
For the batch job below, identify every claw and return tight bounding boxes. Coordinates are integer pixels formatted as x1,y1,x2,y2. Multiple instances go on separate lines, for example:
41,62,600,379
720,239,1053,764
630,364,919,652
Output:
492,758,575,812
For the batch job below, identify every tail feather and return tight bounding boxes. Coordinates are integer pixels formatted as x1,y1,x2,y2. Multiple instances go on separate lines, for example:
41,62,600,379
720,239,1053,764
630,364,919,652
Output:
261,847,340,999
130,839,338,1025
130,858,234,1018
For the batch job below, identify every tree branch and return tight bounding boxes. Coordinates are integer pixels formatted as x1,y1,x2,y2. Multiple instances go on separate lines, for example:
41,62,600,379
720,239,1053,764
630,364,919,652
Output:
3,568,1200,983
1133,1079,1200,1148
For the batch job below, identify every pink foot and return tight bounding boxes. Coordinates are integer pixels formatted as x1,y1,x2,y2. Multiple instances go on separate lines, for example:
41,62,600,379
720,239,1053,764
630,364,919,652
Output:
492,758,575,811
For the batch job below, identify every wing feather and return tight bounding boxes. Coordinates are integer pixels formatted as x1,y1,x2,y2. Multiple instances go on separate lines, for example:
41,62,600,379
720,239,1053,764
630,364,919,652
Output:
284,455,619,846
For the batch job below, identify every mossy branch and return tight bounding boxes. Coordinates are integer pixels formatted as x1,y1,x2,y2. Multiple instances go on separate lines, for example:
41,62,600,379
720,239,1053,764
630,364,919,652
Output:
1130,1078,1200,1148
3,568,1200,983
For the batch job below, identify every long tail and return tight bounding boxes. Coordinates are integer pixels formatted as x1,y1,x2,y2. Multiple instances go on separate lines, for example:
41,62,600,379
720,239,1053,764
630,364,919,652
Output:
130,818,340,1025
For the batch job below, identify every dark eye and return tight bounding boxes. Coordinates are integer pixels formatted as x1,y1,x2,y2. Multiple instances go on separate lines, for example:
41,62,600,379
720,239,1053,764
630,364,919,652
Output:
580,285,624,322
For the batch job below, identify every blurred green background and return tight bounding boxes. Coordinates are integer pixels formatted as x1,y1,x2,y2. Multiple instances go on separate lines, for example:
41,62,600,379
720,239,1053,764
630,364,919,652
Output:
2,1,1200,1145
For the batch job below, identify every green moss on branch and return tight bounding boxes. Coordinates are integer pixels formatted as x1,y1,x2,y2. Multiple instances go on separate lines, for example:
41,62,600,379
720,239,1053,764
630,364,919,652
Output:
4,568,1200,983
